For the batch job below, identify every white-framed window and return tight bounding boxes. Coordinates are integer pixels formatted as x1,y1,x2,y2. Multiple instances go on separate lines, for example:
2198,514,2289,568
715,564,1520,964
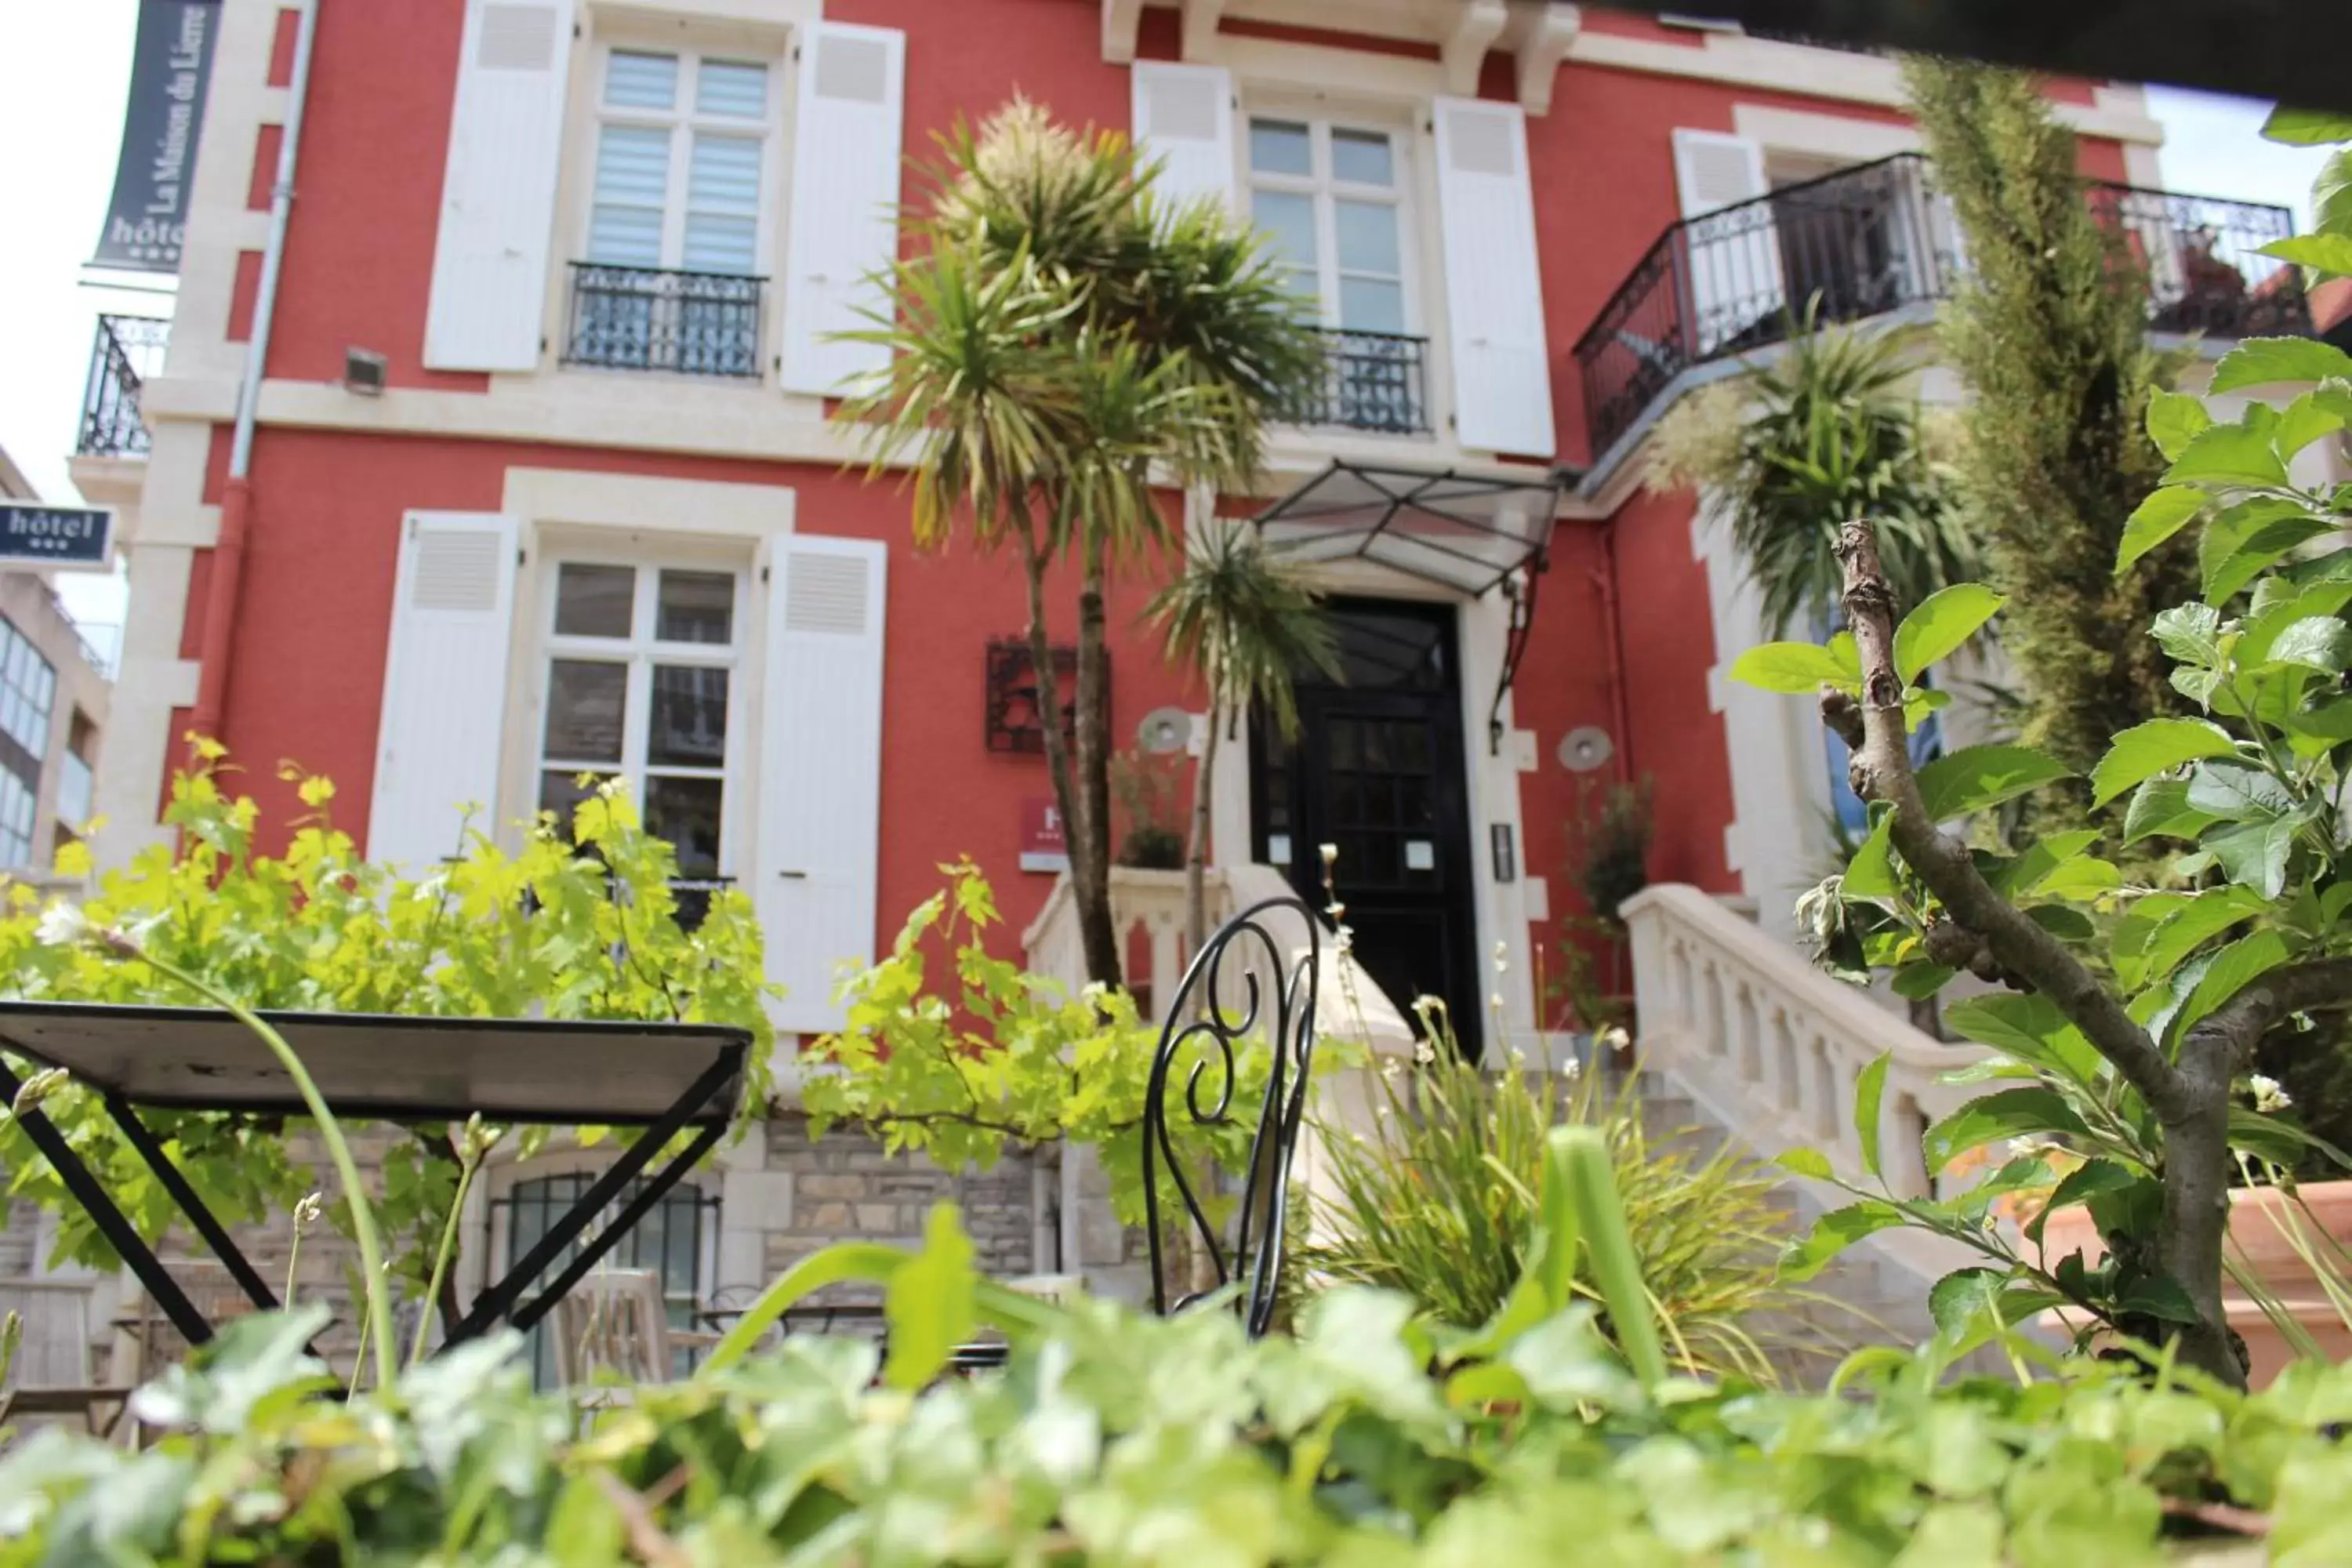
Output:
587,48,775,277
1247,116,1417,337
537,560,742,886
0,618,56,767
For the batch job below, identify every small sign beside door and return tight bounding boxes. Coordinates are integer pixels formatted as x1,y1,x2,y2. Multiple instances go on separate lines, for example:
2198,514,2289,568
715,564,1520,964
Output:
0,505,114,568
1018,796,1069,873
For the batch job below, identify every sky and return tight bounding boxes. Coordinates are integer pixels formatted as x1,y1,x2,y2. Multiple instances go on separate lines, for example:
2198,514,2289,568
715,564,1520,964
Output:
0,6,2336,637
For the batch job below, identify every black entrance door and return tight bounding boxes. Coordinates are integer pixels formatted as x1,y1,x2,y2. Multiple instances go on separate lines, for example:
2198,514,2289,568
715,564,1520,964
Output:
1253,601,1482,1060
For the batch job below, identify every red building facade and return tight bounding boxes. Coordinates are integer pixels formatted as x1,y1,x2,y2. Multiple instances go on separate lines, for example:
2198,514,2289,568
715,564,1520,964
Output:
90,0,2288,1042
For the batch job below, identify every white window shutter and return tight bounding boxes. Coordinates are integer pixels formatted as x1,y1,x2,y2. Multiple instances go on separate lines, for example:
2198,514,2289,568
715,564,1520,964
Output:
1432,97,1554,459
368,513,518,869
757,535,888,1033
1670,129,1781,356
423,0,575,372
779,23,906,397
1131,62,1236,211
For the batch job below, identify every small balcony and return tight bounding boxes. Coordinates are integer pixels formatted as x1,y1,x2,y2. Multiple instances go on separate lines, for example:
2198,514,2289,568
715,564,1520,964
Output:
76,314,169,459
1571,154,2311,463
562,263,765,379
1284,327,1432,437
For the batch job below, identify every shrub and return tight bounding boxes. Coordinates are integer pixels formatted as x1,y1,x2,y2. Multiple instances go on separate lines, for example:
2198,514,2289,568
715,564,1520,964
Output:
1300,1028,1814,1384
0,1191,2340,1565
0,751,773,1331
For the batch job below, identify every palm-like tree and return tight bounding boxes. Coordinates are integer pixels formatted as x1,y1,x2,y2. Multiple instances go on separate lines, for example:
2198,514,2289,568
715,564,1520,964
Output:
1646,306,1980,637
844,102,1321,989
1147,522,1341,954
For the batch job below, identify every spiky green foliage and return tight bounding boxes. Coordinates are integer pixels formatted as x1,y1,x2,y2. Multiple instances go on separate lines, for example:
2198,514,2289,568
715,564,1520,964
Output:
1148,523,1338,746
1646,310,1978,637
1902,58,2198,780
1300,1033,1820,1385
1146,522,1341,948
843,101,1322,988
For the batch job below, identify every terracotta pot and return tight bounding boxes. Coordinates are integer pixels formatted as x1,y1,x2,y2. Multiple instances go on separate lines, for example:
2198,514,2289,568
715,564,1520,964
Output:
2031,1180,2352,1388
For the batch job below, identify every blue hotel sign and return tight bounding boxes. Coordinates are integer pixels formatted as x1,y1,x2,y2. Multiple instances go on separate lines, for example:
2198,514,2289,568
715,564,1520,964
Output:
0,506,114,568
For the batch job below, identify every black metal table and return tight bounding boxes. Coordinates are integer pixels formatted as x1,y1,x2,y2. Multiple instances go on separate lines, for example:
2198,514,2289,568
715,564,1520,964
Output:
0,1001,748,1353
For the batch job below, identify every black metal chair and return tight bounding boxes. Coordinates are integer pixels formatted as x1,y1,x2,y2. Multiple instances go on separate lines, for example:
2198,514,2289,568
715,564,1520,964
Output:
1142,896,1326,1339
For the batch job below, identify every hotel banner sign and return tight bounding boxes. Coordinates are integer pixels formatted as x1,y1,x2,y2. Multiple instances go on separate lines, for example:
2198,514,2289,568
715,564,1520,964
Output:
93,0,223,273
0,506,115,569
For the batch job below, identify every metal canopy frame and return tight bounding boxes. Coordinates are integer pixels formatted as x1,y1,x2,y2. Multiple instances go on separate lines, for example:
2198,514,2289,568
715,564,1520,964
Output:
0,1002,748,1356
1251,459,1568,754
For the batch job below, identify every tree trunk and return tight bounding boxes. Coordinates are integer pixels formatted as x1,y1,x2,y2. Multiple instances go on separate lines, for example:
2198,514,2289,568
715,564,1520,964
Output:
2158,1035,2246,1386
1022,541,1105,988
1072,529,1122,989
1184,700,1222,959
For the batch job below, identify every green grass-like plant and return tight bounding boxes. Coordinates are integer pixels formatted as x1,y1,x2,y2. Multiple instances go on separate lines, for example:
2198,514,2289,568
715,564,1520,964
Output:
1300,1025,1821,1385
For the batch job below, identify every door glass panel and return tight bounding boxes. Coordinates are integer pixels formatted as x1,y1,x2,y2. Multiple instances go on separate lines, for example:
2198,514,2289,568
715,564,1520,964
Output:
1330,129,1395,187
1339,278,1406,334
1251,190,1319,268
588,124,671,267
555,564,636,638
655,571,734,644
543,660,629,761
604,50,679,110
695,59,768,119
648,666,728,767
1334,200,1400,274
683,133,761,274
1319,715,1438,891
645,775,724,877
539,768,612,827
1329,612,1446,690
1248,118,1313,176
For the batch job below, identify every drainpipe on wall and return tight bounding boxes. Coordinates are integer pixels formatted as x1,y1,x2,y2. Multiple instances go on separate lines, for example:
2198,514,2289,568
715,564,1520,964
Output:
1595,517,1635,791
190,0,320,743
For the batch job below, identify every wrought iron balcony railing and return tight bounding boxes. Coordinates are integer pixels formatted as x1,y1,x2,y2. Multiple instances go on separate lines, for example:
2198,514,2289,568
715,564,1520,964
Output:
563,263,765,379
77,314,169,458
1571,154,2311,462
1285,327,1432,436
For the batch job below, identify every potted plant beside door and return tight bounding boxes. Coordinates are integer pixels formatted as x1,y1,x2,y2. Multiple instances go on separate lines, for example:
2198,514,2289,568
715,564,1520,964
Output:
1555,774,1654,1057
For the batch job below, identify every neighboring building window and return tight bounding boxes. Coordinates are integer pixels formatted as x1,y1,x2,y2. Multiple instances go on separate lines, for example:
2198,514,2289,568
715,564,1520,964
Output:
588,49,771,277
1247,117,1414,336
56,753,93,837
0,619,54,869
538,561,739,892
495,1171,717,1388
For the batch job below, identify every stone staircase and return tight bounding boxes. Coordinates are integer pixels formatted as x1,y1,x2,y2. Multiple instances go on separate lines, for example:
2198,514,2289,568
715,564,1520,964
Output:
1634,1076,1965,1375
1622,884,2028,1372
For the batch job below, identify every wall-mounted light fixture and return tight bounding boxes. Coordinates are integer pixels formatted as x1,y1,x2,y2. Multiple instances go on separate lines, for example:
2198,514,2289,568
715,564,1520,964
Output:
343,347,387,396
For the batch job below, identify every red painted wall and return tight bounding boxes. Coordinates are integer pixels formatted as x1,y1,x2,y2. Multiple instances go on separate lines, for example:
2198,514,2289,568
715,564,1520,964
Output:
216,428,1194,944
1605,487,1736,894
262,0,488,391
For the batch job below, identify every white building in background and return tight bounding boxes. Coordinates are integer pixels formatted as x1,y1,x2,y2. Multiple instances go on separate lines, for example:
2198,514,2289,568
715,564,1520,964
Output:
0,446,111,877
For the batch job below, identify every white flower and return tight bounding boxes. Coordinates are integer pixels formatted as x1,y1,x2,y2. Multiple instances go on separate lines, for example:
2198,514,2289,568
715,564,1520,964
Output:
1508,1047,1526,1069
1412,1038,1435,1065
1319,843,1339,868
292,1192,325,1234
1490,993,1505,1012
2250,1073,2293,1113
1561,1056,1581,1081
1333,924,1354,956
34,903,93,949
1597,1025,1632,1054
1494,941,1509,975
